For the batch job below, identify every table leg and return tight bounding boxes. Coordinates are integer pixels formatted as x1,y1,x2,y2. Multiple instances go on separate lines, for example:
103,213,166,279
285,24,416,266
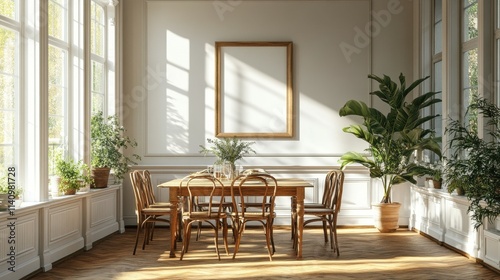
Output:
169,188,179,258
296,187,304,259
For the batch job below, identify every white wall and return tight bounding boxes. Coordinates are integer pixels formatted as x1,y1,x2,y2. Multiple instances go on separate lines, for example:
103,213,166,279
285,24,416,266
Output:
121,0,415,226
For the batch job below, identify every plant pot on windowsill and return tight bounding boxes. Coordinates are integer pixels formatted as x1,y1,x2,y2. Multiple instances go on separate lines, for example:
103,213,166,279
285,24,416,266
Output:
432,179,442,189
91,167,111,188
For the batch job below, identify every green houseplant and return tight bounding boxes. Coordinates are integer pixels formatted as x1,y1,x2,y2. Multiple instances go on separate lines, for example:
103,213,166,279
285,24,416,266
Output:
444,96,500,229
55,156,93,195
91,112,140,187
199,137,256,179
0,176,23,210
339,73,442,232
426,162,443,189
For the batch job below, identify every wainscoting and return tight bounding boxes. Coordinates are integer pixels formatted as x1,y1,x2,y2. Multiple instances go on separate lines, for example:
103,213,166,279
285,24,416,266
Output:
0,185,123,280
410,185,500,270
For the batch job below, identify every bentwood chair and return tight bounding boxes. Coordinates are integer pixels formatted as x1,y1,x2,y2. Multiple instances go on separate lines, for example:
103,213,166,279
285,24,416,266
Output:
192,170,233,241
179,174,229,260
293,169,344,256
130,170,173,255
141,170,182,240
230,173,278,261
291,170,337,239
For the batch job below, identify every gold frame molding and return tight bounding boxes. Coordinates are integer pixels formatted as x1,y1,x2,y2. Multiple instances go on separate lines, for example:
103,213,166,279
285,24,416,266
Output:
215,41,293,138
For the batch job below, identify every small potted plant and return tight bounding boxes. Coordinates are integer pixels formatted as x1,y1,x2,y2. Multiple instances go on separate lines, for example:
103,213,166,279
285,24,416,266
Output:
91,111,140,187
0,177,23,209
199,137,256,179
426,163,443,189
55,156,93,195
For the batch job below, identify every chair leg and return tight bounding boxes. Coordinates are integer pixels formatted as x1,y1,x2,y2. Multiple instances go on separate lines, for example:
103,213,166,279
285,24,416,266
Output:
133,224,141,255
270,218,276,254
232,221,244,259
196,221,203,241
322,220,328,243
142,222,151,250
180,220,192,260
222,219,229,255
332,219,339,256
213,222,221,261
265,221,273,261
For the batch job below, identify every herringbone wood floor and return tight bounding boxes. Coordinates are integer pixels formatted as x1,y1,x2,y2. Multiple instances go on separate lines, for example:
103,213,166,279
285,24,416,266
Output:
26,226,499,280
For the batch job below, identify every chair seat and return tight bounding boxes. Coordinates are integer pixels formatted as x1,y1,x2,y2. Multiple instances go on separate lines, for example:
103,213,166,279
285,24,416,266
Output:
304,208,335,215
183,211,228,219
149,202,176,208
304,203,326,208
197,201,233,208
232,212,275,219
142,207,172,216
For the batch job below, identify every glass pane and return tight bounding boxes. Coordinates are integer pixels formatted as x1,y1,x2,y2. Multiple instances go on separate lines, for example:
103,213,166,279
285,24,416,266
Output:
48,0,67,41
0,75,15,108
498,39,500,107
48,44,66,154
92,92,104,115
92,61,104,92
0,27,17,75
434,21,442,54
0,146,14,174
48,85,64,116
434,0,442,54
463,0,478,41
435,0,442,22
498,0,500,29
91,61,104,115
433,60,443,137
463,48,478,123
0,110,14,143
48,46,66,87
0,0,16,20
48,115,64,141
91,3,105,57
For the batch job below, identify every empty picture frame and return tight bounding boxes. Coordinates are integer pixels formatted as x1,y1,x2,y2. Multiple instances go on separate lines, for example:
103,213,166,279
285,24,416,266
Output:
215,41,293,138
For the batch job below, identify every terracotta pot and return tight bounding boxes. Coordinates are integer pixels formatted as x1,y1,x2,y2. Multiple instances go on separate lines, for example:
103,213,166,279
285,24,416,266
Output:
432,179,442,189
372,202,401,233
92,167,111,188
63,189,77,195
456,187,465,196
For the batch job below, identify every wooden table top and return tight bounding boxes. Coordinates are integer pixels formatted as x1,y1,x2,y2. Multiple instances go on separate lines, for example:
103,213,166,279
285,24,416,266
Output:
158,177,313,188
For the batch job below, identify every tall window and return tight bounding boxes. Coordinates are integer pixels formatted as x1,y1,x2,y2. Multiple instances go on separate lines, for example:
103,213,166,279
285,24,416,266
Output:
48,0,69,173
432,0,443,162
0,0,115,202
0,0,19,174
462,0,478,123
91,0,106,115
496,0,500,105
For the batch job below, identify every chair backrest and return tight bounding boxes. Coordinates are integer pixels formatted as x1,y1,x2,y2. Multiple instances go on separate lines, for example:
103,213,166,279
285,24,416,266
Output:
130,170,149,220
180,174,225,216
320,170,337,206
141,170,156,206
326,170,344,213
231,173,278,218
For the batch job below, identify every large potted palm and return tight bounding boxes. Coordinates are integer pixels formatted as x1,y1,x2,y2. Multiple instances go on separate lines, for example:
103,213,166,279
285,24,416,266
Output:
339,73,442,232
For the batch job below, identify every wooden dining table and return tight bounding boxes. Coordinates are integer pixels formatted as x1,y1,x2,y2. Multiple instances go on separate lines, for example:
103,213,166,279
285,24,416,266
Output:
158,177,313,259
